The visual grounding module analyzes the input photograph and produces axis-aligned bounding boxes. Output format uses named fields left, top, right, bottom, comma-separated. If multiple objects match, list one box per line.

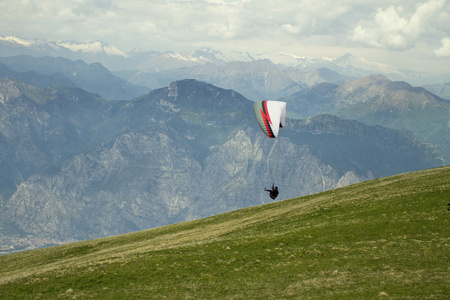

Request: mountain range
left=2, top=35, right=450, bottom=101
left=0, top=77, right=443, bottom=252
left=117, top=59, right=358, bottom=101
left=1, top=34, right=449, bottom=253
left=2, top=35, right=448, bottom=86
left=282, top=74, right=450, bottom=162
left=0, top=56, right=149, bottom=100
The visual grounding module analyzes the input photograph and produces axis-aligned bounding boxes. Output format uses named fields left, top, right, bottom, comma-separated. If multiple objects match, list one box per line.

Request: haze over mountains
left=0, top=35, right=449, bottom=253
left=0, top=56, right=149, bottom=100
left=2, top=35, right=449, bottom=87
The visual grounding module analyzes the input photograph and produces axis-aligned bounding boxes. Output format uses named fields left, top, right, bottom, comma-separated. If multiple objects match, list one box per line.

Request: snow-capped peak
left=0, top=35, right=33, bottom=47
left=0, top=35, right=129, bottom=58
left=57, top=41, right=129, bottom=58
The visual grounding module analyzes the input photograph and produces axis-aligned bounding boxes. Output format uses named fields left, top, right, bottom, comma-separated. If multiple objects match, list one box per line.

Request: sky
left=1, top=0, right=450, bottom=74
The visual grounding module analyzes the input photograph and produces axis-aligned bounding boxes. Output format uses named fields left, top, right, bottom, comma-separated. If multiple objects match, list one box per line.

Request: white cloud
left=1, top=0, right=450, bottom=74
left=281, top=0, right=352, bottom=36
left=351, top=0, right=446, bottom=50
left=434, top=37, right=450, bottom=57
left=282, top=24, right=302, bottom=35
left=1, top=0, right=354, bottom=47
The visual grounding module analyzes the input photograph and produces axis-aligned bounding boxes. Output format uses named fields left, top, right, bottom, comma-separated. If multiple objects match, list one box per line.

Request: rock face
left=0, top=78, right=443, bottom=248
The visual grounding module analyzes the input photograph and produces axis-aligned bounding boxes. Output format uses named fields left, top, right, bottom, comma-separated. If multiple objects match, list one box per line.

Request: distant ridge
left=284, top=74, right=450, bottom=162
left=1, top=34, right=440, bottom=85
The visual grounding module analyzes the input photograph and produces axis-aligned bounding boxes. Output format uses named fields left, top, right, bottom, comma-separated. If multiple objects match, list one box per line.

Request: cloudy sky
left=1, top=0, right=449, bottom=73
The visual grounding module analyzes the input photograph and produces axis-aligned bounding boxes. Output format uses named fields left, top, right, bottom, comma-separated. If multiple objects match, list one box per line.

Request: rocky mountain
left=284, top=74, right=410, bottom=118
left=0, top=78, right=443, bottom=252
left=283, top=74, right=450, bottom=162
left=0, top=77, right=116, bottom=199
left=0, top=56, right=149, bottom=100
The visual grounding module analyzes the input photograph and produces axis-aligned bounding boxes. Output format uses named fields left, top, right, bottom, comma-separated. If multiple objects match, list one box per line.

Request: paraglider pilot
left=265, top=184, right=279, bottom=200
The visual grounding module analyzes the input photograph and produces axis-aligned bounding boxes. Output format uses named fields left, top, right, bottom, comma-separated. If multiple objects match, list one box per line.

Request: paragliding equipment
left=267, top=138, right=278, bottom=183
left=265, top=184, right=279, bottom=200
left=253, top=101, right=286, bottom=197
left=252, top=101, right=286, bottom=139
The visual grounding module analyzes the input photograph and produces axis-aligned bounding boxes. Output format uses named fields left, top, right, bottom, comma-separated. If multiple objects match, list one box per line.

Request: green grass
left=1, top=166, right=449, bottom=299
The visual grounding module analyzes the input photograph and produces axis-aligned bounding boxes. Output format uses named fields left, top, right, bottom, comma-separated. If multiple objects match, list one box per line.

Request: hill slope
left=1, top=166, right=449, bottom=299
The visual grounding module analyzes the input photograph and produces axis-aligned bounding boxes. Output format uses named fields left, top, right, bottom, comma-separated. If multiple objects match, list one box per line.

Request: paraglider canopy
left=252, top=101, right=286, bottom=138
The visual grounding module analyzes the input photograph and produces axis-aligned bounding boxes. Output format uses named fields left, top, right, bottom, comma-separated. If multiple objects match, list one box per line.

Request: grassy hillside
left=1, top=166, right=449, bottom=299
